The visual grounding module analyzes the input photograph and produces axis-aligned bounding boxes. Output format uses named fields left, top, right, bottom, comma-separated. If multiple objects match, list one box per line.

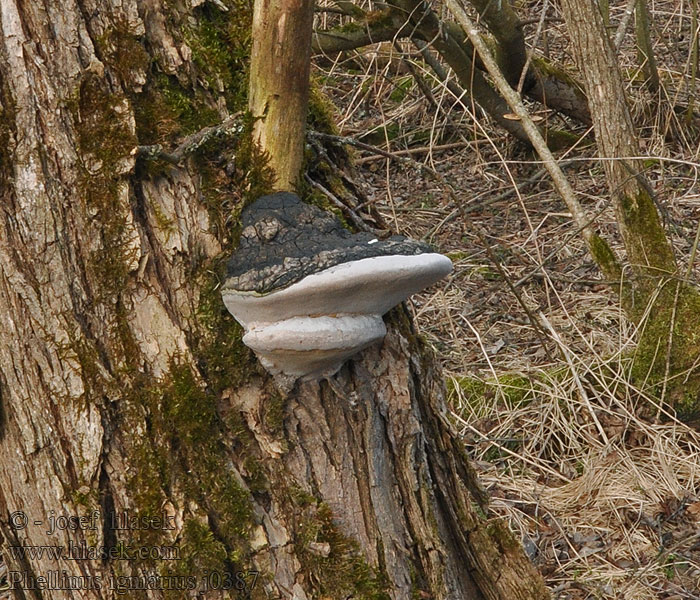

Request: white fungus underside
left=244, top=315, right=386, bottom=378
left=222, top=253, right=453, bottom=379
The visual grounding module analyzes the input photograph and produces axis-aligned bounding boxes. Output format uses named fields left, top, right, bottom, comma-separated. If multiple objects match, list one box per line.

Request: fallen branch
left=312, top=10, right=403, bottom=53
left=355, top=141, right=473, bottom=164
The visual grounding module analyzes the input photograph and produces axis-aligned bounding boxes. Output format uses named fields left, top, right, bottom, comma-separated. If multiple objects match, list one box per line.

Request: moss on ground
left=447, top=373, right=535, bottom=411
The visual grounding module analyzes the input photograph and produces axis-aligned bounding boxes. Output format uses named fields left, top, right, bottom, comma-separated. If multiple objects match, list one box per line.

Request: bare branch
left=132, top=112, right=244, bottom=165
left=445, top=0, right=623, bottom=281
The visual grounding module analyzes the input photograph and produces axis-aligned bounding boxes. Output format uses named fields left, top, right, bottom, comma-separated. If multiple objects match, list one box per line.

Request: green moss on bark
left=531, top=55, right=585, bottom=91
left=0, top=81, right=16, bottom=189
left=194, top=258, right=259, bottom=393
left=61, top=5, right=276, bottom=594
left=185, top=2, right=251, bottom=110
left=620, top=189, right=676, bottom=278
left=96, top=24, right=151, bottom=91
left=126, top=0, right=251, bottom=147
left=71, top=72, right=145, bottom=365
left=115, top=363, right=259, bottom=592
left=632, top=283, right=700, bottom=419
left=295, top=502, right=391, bottom=599
left=588, top=232, right=622, bottom=281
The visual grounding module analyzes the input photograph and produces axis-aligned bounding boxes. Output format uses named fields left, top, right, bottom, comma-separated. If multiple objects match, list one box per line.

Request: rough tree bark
left=0, top=0, right=548, bottom=598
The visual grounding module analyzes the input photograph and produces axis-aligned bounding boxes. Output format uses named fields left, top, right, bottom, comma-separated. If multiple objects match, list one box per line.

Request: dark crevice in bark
left=347, top=369, right=383, bottom=548
left=206, top=511, right=244, bottom=583
left=73, top=0, right=107, bottom=67
left=130, top=178, right=183, bottom=330
left=0, top=374, right=6, bottom=441
left=47, top=399, right=80, bottom=488
left=98, top=463, right=117, bottom=562
left=1, top=520, right=40, bottom=600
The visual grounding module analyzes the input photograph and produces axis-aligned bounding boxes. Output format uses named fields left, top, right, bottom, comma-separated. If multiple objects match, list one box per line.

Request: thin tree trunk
left=635, top=0, right=660, bottom=92
left=249, top=0, right=314, bottom=190
left=558, top=0, right=675, bottom=279
left=0, top=0, right=549, bottom=598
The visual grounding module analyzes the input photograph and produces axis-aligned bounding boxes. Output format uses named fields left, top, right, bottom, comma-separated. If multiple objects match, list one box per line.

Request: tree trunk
left=558, top=0, right=675, bottom=279
left=249, top=0, right=314, bottom=190
left=635, top=0, right=660, bottom=92
left=0, top=0, right=548, bottom=598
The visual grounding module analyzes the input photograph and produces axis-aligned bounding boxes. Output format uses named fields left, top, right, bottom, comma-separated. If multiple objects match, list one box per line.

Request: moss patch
left=96, top=24, right=151, bottom=91
left=447, top=373, right=535, bottom=413
left=294, top=501, right=391, bottom=599
left=117, top=362, right=260, bottom=591
left=194, top=257, right=259, bottom=394
left=185, top=2, right=251, bottom=110
left=127, top=1, right=252, bottom=147
left=133, top=73, right=221, bottom=146
left=632, top=282, right=700, bottom=420
left=74, top=74, right=137, bottom=282
left=620, top=189, right=677, bottom=278
left=589, top=232, right=622, bottom=281
left=0, top=79, right=16, bottom=190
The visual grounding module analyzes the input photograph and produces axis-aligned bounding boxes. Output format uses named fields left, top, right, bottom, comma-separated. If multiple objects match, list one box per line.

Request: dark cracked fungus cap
left=223, top=191, right=435, bottom=295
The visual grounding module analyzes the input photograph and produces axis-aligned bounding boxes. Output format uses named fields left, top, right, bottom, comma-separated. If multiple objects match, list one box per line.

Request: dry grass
left=313, top=0, right=700, bottom=597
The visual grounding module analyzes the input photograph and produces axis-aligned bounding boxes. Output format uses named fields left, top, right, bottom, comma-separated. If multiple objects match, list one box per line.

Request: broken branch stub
left=222, top=192, right=452, bottom=383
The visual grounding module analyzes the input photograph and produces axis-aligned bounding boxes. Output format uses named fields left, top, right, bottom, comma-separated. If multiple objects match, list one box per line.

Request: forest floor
left=314, top=0, right=700, bottom=598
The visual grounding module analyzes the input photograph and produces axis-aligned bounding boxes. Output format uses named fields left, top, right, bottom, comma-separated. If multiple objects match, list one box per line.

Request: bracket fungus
left=222, top=192, right=452, bottom=383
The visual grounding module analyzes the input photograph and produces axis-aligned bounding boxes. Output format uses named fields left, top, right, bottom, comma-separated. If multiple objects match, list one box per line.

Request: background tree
left=0, top=0, right=548, bottom=598
left=553, top=0, right=700, bottom=413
